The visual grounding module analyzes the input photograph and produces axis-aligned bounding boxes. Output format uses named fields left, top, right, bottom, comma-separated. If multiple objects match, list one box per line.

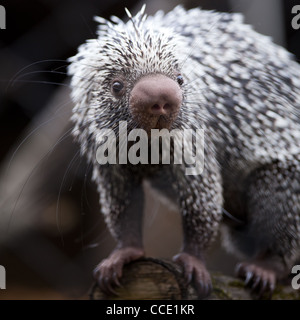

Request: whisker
left=8, top=79, right=72, bottom=88
left=56, top=149, right=81, bottom=246
left=7, top=59, right=69, bottom=91
left=4, top=116, right=99, bottom=231
left=12, top=69, right=103, bottom=88
left=77, top=162, right=93, bottom=249
left=5, top=98, right=76, bottom=175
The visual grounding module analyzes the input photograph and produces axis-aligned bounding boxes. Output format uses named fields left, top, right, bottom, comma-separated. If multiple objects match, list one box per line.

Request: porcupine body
left=68, top=6, right=300, bottom=298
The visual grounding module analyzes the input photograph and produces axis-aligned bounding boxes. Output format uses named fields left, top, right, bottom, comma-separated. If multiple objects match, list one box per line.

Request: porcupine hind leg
left=93, top=168, right=145, bottom=295
left=234, top=159, right=300, bottom=298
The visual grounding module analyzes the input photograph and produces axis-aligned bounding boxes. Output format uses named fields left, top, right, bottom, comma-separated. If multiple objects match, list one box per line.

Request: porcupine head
left=68, top=5, right=205, bottom=166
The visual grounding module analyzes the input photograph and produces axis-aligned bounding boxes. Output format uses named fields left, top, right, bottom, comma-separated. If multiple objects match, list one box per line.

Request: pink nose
left=129, top=74, right=182, bottom=116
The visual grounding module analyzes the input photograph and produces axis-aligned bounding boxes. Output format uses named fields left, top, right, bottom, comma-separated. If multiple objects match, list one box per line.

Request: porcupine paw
left=93, top=247, right=145, bottom=295
left=235, top=262, right=276, bottom=299
left=173, top=252, right=212, bottom=299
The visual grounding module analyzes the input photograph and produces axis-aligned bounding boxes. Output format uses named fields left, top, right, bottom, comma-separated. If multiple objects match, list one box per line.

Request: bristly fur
left=68, top=6, right=300, bottom=270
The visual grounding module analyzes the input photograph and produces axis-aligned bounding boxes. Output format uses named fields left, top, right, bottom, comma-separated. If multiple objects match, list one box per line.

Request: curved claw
left=235, top=261, right=277, bottom=299
left=183, top=270, right=193, bottom=285
left=173, top=252, right=212, bottom=299
left=269, top=282, right=275, bottom=295
left=251, top=276, right=261, bottom=292
left=234, top=263, right=243, bottom=275
left=104, top=277, right=119, bottom=296
left=245, top=271, right=254, bottom=285
left=258, top=279, right=268, bottom=299
left=93, top=246, right=144, bottom=296
left=198, top=282, right=212, bottom=299
left=98, top=275, right=111, bottom=296
left=113, top=271, right=123, bottom=288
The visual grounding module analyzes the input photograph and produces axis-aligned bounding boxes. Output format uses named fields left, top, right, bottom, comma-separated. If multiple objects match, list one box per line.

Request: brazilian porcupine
left=68, top=5, right=300, bottom=298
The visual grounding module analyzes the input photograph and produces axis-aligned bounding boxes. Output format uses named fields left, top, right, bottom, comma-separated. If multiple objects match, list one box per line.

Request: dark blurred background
left=0, top=0, right=299, bottom=299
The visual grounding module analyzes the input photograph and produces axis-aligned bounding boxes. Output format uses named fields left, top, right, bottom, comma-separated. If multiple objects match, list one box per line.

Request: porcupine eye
left=111, top=80, right=125, bottom=97
left=176, top=75, right=184, bottom=86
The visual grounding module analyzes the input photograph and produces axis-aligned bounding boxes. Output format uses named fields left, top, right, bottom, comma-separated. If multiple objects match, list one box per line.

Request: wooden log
left=89, top=258, right=300, bottom=300
left=90, top=258, right=198, bottom=300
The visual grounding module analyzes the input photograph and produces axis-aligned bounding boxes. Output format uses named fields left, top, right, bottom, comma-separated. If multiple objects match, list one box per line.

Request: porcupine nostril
left=151, top=103, right=172, bottom=115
